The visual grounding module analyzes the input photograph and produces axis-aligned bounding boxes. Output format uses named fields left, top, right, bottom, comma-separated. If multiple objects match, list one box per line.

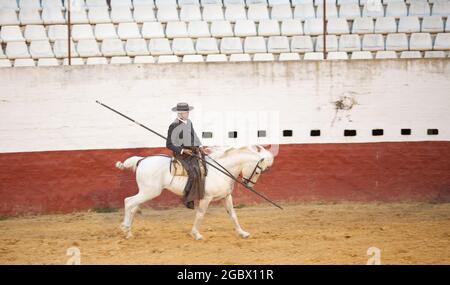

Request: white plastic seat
left=0, top=0, right=18, bottom=10
left=188, top=21, right=210, bottom=38
left=362, top=1, right=384, bottom=18
left=375, top=51, right=397, bottom=59
left=166, top=21, right=188, bottom=38
left=19, top=8, right=43, bottom=25
left=86, top=57, right=108, bottom=65
left=398, top=16, right=420, bottom=33
left=220, top=37, right=243, bottom=54
left=409, top=32, right=432, bottom=50
left=1, top=26, right=25, bottom=42
left=434, top=33, right=450, bottom=50
left=133, top=0, right=156, bottom=7
left=172, top=38, right=196, bottom=55
left=0, top=9, right=20, bottom=25
left=424, top=51, right=446, bottom=58
left=42, top=7, right=65, bottom=24
left=53, top=39, right=78, bottom=58
left=374, top=17, right=397, bottom=33
left=64, top=0, right=87, bottom=10
left=234, top=20, right=257, bottom=36
left=86, top=0, right=108, bottom=7
left=157, top=5, right=179, bottom=22
left=19, top=0, right=41, bottom=9
left=304, top=18, right=324, bottom=35
left=117, top=22, right=141, bottom=39
left=196, top=38, right=219, bottom=54
left=223, top=0, right=245, bottom=7
left=244, top=36, right=267, bottom=53
left=362, top=34, right=385, bottom=51
left=14, top=59, right=36, bottom=67
left=76, top=39, right=102, bottom=57
left=315, top=35, right=338, bottom=52
left=293, top=4, right=315, bottom=20
left=339, top=4, right=360, bottom=20
left=278, top=52, right=300, bottom=61
left=179, top=0, right=201, bottom=6
left=385, top=33, right=408, bottom=51
left=6, top=41, right=30, bottom=58
left=303, top=52, right=324, bottom=60
left=270, top=4, right=293, bottom=20
left=37, top=58, right=59, bottom=66
left=157, top=55, right=179, bottom=63
left=125, top=39, right=149, bottom=55
left=267, top=36, right=290, bottom=53
left=253, top=53, right=274, bottom=61
left=291, top=35, right=314, bottom=52
left=88, top=7, right=111, bottom=24
left=202, top=4, right=224, bottom=21
left=421, top=16, right=444, bottom=33
left=179, top=5, right=202, bottom=21
left=350, top=51, right=373, bottom=59
left=352, top=17, right=374, bottom=34
left=247, top=4, right=269, bottom=21
left=408, top=2, right=430, bottom=16
left=0, top=59, right=12, bottom=67
left=24, top=25, right=48, bottom=42
left=182, top=55, right=204, bottom=63
left=281, top=19, right=303, bottom=36
left=111, top=0, right=133, bottom=8
left=229, top=53, right=251, bottom=62
left=133, top=4, right=156, bottom=23
left=30, top=40, right=54, bottom=58
left=142, top=22, right=165, bottom=38
left=339, top=34, right=361, bottom=51
left=155, top=0, right=178, bottom=7
left=66, top=10, right=89, bottom=24
left=110, top=56, right=132, bottom=64
left=48, top=25, right=67, bottom=41
left=71, top=24, right=95, bottom=41
left=149, top=38, right=173, bottom=55
left=258, top=20, right=280, bottom=36
left=246, top=0, right=268, bottom=5
left=205, top=54, right=228, bottom=62
left=327, top=52, right=348, bottom=60
left=385, top=2, right=407, bottom=18
left=210, top=21, right=234, bottom=37
left=95, top=24, right=118, bottom=40
left=337, top=0, right=359, bottom=5
left=63, top=58, right=84, bottom=66
left=0, top=46, right=6, bottom=58
left=327, top=18, right=350, bottom=34
left=225, top=4, right=247, bottom=21
left=432, top=2, right=450, bottom=16
left=134, top=55, right=155, bottom=63
left=400, top=51, right=422, bottom=58
left=101, top=39, right=126, bottom=56
left=111, top=7, right=134, bottom=23
left=316, top=4, right=338, bottom=18
left=446, top=19, right=450, bottom=32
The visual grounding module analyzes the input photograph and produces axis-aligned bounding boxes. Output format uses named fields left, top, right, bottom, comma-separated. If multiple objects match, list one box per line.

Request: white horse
left=115, top=145, right=274, bottom=240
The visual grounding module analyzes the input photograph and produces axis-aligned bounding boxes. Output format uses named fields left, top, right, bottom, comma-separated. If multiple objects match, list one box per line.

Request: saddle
left=170, top=157, right=207, bottom=177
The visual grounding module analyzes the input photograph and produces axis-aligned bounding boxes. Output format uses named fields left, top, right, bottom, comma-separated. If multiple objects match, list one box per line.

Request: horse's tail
left=115, top=156, right=143, bottom=172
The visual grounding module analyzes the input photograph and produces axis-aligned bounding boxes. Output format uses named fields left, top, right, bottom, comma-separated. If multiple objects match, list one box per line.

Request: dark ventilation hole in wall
left=310, top=130, right=321, bottom=136
left=202, top=132, right=213, bottom=139
left=401, top=129, right=411, bottom=135
left=372, top=129, right=384, bottom=136
left=228, top=131, right=238, bottom=138
left=283, top=130, right=293, bottom=137
left=427, top=129, right=439, bottom=135
left=257, top=130, right=266, bottom=137
left=344, top=130, right=357, bottom=136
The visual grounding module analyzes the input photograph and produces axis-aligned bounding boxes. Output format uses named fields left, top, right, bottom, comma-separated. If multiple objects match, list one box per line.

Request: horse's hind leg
left=190, top=196, right=213, bottom=240
left=224, top=194, right=250, bottom=238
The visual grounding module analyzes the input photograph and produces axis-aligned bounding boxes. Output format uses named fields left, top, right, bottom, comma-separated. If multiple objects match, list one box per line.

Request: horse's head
left=240, top=145, right=274, bottom=189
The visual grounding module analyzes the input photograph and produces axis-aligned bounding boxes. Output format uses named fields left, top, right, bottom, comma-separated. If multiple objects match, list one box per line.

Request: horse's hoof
left=125, top=232, right=133, bottom=239
left=191, top=232, right=203, bottom=241
left=239, top=231, right=250, bottom=239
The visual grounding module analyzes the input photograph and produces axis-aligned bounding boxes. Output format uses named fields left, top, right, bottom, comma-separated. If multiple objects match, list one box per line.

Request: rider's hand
left=199, top=146, right=209, bottom=154
left=183, top=149, right=193, bottom=156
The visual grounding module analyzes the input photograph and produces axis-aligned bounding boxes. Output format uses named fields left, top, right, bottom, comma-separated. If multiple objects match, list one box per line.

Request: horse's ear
left=256, top=145, right=265, bottom=152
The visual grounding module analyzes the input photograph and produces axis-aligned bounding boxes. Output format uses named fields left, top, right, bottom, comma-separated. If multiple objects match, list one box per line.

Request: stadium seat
left=374, top=17, right=397, bottom=33
left=134, top=55, right=155, bottom=63
left=76, top=39, right=102, bottom=57
left=149, top=38, right=173, bottom=55
left=303, top=52, right=324, bottom=60
left=63, top=58, right=85, bottom=65
left=397, top=16, right=420, bottom=33
left=223, top=0, right=246, bottom=7
left=0, top=46, right=6, bottom=58
left=201, top=0, right=222, bottom=5
left=182, top=55, right=204, bottom=63
left=117, top=23, right=141, bottom=39
left=375, top=50, right=398, bottom=59
left=155, top=0, right=178, bottom=7
left=247, top=0, right=268, bottom=5
left=339, top=4, right=361, bottom=19
left=234, top=20, right=257, bottom=37
left=270, top=4, right=293, bottom=20
left=142, top=22, right=165, bottom=39
left=86, top=0, right=108, bottom=8
left=385, top=33, right=408, bottom=51
left=423, top=51, right=446, bottom=58
left=172, top=38, right=196, bottom=55
left=281, top=19, right=303, bottom=36
left=188, top=21, right=211, bottom=38
left=42, top=7, right=65, bottom=24
left=431, top=2, right=450, bottom=16
left=293, top=4, right=315, bottom=20
left=278, top=52, right=301, bottom=61
left=253, top=53, right=275, bottom=61
left=269, top=0, right=292, bottom=5
left=53, top=39, right=78, bottom=58
left=179, top=0, right=201, bottom=6
left=327, top=18, right=350, bottom=34
left=133, top=0, right=155, bottom=7
left=88, top=7, right=111, bottom=24
left=14, top=58, right=36, bottom=67
left=267, top=36, right=290, bottom=53
left=304, top=18, right=324, bottom=35
left=19, top=8, right=43, bottom=25
left=316, top=35, right=338, bottom=52
left=95, top=24, right=118, bottom=40
left=385, top=2, right=407, bottom=18
left=362, top=1, right=384, bottom=18
left=409, top=33, right=432, bottom=50
left=111, top=0, right=133, bottom=8
left=400, top=51, right=422, bottom=58
left=225, top=5, right=247, bottom=21
left=446, top=19, right=450, bottom=32
left=247, top=4, right=270, bottom=21
left=101, top=39, right=126, bottom=56
left=111, top=7, right=134, bottom=23
left=421, top=16, right=444, bottom=33
left=316, top=4, right=338, bottom=18
left=71, top=25, right=95, bottom=41
left=0, top=0, right=19, bottom=10
left=220, top=37, right=243, bottom=54
left=110, top=56, right=132, bottom=64
left=352, top=17, right=375, bottom=34
left=196, top=38, right=219, bottom=54
left=125, top=38, right=149, bottom=56
left=350, top=51, right=373, bottom=59
left=86, top=57, right=108, bottom=65
left=24, top=25, right=48, bottom=42
left=327, top=52, right=348, bottom=60
left=157, top=5, right=179, bottom=22
left=0, top=9, right=20, bottom=25
left=6, top=41, right=30, bottom=59
left=157, top=55, right=180, bottom=64
left=362, top=34, right=385, bottom=51
left=258, top=20, right=281, bottom=36
left=290, top=35, right=314, bottom=52
left=30, top=40, right=54, bottom=58
left=229, top=53, right=251, bottom=62
left=433, top=33, right=450, bottom=50
left=408, top=2, right=431, bottom=17
left=133, top=4, right=156, bottom=23
left=205, top=54, right=227, bottom=62
left=0, top=59, right=12, bottom=68
left=1, top=26, right=25, bottom=42
left=166, top=21, right=188, bottom=38
left=48, top=25, right=67, bottom=42
left=19, top=0, right=41, bottom=9
left=66, top=10, right=89, bottom=24
left=292, top=0, right=313, bottom=6
left=244, top=36, right=267, bottom=53
left=210, top=21, right=234, bottom=37
left=37, top=58, right=59, bottom=66
left=202, top=5, right=224, bottom=21
left=339, top=34, right=361, bottom=51
left=179, top=5, right=202, bottom=21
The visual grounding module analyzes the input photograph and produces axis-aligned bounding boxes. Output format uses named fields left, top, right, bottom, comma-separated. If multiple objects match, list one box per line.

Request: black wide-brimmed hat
left=171, top=102, right=194, bottom=112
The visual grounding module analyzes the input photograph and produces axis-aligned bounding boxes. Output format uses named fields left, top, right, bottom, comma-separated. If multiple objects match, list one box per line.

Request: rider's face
left=178, top=112, right=189, bottom=120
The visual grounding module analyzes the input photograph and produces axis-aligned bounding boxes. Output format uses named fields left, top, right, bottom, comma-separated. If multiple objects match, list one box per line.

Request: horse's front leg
left=224, top=194, right=250, bottom=238
left=190, top=196, right=212, bottom=240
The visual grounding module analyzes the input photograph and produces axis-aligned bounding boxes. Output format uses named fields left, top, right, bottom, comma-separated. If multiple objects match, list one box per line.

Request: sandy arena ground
left=0, top=202, right=449, bottom=264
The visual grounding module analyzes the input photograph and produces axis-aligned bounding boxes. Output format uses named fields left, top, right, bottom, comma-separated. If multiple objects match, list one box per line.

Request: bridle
left=241, top=158, right=269, bottom=187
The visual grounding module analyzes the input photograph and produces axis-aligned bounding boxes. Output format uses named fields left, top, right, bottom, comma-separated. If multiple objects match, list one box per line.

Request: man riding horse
left=166, top=103, right=208, bottom=209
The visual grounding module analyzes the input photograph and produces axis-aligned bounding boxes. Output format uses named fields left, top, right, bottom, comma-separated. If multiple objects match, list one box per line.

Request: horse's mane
left=207, top=146, right=249, bottom=160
